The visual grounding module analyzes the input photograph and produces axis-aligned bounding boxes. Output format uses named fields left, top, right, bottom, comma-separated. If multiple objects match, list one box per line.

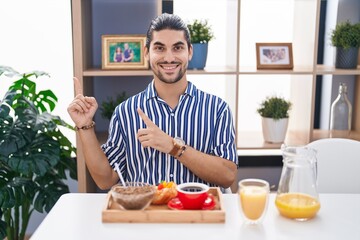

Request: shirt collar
left=144, top=80, right=197, bottom=100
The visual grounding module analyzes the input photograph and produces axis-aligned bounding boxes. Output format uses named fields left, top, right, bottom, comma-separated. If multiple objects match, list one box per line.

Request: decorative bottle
left=329, top=83, right=352, bottom=137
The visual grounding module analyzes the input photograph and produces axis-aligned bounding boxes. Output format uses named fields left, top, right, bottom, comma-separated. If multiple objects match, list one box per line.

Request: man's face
left=145, top=29, right=193, bottom=84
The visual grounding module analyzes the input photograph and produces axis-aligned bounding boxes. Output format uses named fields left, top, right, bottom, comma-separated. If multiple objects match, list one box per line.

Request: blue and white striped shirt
left=101, top=81, right=238, bottom=187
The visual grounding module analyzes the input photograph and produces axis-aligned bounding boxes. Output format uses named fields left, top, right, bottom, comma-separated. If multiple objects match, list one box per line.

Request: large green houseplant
left=331, top=20, right=360, bottom=69
left=187, top=19, right=214, bottom=69
left=0, top=66, right=77, bottom=240
left=257, top=96, right=292, bottom=143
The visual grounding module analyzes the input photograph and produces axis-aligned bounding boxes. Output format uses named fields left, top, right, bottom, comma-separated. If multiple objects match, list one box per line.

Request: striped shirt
left=101, top=81, right=238, bottom=187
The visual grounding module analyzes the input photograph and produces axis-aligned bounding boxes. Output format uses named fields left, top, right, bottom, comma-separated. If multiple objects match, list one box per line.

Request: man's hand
left=137, top=108, right=173, bottom=154
left=67, top=77, right=98, bottom=127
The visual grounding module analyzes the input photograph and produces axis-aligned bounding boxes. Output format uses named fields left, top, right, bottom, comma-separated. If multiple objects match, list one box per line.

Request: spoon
left=114, top=162, right=127, bottom=187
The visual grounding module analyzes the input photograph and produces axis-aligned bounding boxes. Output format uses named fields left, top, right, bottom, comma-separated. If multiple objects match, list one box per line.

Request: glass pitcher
left=275, top=144, right=321, bottom=221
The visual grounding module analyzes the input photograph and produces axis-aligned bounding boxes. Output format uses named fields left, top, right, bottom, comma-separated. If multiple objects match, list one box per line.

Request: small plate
left=167, top=194, right=216, bottom=210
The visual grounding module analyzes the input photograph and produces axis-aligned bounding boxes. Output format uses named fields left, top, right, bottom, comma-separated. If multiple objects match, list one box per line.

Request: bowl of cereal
left=110, top=182, right=156, bottom=210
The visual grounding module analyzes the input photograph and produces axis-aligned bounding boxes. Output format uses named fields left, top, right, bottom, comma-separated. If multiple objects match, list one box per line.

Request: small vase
left=188, top=43, right=208, bottom=70
left=335, top=47, right=359, bottom=69
left=261, top=117, right=289, bottom=143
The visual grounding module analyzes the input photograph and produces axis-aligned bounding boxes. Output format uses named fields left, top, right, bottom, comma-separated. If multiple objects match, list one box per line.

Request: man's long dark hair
left=145, top=13, right=191, bottom=50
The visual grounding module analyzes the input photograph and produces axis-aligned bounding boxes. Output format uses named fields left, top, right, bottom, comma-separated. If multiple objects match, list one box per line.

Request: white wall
left=0, top=0, right=75, bottom=144
left=0, top=0, right=77, bottom=235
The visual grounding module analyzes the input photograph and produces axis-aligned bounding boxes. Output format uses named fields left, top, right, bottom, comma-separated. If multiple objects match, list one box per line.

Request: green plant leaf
left=2, top=89, right=17, bottom=106
left=9, top=78, right=36, bottom=103
left=0, top=111, right=35, bottom=156
left=51, top=129, right=77, bottom=179
left=187, top=19, right=214, bottom=43
left=0, top=65, right=20, bottom=78
left=34, top=112, right=59, bottom=132
left=13, top=185, right=26, bottom=207
left=0, top=167, right=37, bottom=240
left=100, top=92, right=127, bottom=120
left=5, top=132, right=60, bottom=176
left=0, top=217, right=6, bottom=240
left=33, top=90, right=58, bottom=112
left=0, top=187, right=15, bottom=209
left=0, top=104, right=11, bottom=118
left=331, top=21, right=360, bottom=49
left=34, top=174, right=69, bottom=213
left=257, top=96, right=292, bottom=120
left=25, top=71, right=50, bottom=79
left=0, top=164, right=16, bottom=208
left=8, top=73, right=57, bottom=113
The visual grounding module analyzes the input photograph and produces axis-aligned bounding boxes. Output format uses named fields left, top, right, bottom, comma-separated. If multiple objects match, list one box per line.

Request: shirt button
left=170, top=174, right=174, bottom=177
left=170, top=113, right=175, bottom=117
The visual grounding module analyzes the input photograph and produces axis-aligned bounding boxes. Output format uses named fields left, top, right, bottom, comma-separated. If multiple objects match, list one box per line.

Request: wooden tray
left=102, top=187, right=225, bottom=223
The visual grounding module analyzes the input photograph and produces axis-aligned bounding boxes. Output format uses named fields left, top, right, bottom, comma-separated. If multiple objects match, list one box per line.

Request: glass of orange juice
left=238, top=178, right=270, bottom=224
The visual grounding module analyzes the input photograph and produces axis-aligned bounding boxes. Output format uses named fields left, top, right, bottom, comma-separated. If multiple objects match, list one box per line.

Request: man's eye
left=174, top=46, right=184, bottom=51
left=154, top=46, right=164, bottom=51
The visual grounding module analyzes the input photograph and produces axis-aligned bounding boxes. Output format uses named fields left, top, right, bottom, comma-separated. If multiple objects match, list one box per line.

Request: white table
left=31, top=193, right=360, bottom=240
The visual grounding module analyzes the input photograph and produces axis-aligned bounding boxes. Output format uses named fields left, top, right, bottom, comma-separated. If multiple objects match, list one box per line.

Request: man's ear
left=144, top=46, right=150, bottom=61
left=188, top=44, right=193, bottom=61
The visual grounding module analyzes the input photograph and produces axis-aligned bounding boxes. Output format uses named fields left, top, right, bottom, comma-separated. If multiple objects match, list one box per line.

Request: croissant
left=151, top=181, right=178, bottom=205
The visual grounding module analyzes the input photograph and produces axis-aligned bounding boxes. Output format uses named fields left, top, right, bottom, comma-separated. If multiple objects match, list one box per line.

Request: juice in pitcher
left=275, top=193, right=320, bottom=220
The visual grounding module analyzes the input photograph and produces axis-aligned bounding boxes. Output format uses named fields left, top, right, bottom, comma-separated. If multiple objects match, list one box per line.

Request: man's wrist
left=177, top=145, right=187, bottom=158
left=75, top=121, right=95, bottom=131
left=169, top=137, right=186, bottom=157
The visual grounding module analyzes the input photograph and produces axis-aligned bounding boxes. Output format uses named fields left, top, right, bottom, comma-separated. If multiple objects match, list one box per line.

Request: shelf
left=237, top=149, right=281, bottom=156
left=84, top=68, right=154, bottom=76
left=237, top=130, right=310, bottom=149
left=238, top=66, right=314, bottom=75
left=84, top=65, right=360, bottom=77
left=187, top=66, right=237, bottom=75
left=83, top=66, right=237, bottom=77
left=316, top=65, right=360, bottom=75
left=312, top=129, right=360, bottom=141
left=238, top=65, right=360, bottom=75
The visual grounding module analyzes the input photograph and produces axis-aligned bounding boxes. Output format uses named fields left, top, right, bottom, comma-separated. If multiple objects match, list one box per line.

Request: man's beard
left=150, top=61, right=187, bottom=84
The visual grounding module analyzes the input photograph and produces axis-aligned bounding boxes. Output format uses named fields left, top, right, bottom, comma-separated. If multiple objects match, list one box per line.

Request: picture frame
left=102, top=35, right=148, bottom=70
left=256, top=43, right=293, bottom=69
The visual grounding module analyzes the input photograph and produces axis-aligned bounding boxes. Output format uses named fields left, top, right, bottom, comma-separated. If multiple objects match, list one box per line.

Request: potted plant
left=257, top=96, right=292, bottom=143
left=0, top=66, right=77, bottom=240
left=330, top=20, right=360, bottom=69
left=187, top=19, right=214, bottom=70
left=100, top=91, right=127, bottom=120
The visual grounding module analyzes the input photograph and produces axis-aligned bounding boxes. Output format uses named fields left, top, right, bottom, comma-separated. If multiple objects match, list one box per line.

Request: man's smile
left=159, top=63, right=181, bottom=73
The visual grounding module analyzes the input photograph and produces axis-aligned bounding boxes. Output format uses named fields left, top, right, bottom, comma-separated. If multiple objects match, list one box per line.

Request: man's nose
left=163, top=50, right=176, bottom=63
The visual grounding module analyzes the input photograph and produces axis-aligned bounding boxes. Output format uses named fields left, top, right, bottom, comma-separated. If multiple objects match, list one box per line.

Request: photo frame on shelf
left=102, top=35, right=148, bottom=70
left=256, top=43, right=293, bottom=69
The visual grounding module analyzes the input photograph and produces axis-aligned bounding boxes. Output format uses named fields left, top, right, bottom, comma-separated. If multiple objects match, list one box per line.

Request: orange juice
left=240, top=186, right=268, bottom=220
left=275, top=193, right=320, bottom=220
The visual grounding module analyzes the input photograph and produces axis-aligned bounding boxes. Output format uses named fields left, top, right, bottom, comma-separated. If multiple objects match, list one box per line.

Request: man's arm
left=77, top=128, right=119, bottom=189
left=136, top=108, right=237, bottom=188
left=67, top=77, right=119, bottom=190
left=174, top=147, right=237, bottom=188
